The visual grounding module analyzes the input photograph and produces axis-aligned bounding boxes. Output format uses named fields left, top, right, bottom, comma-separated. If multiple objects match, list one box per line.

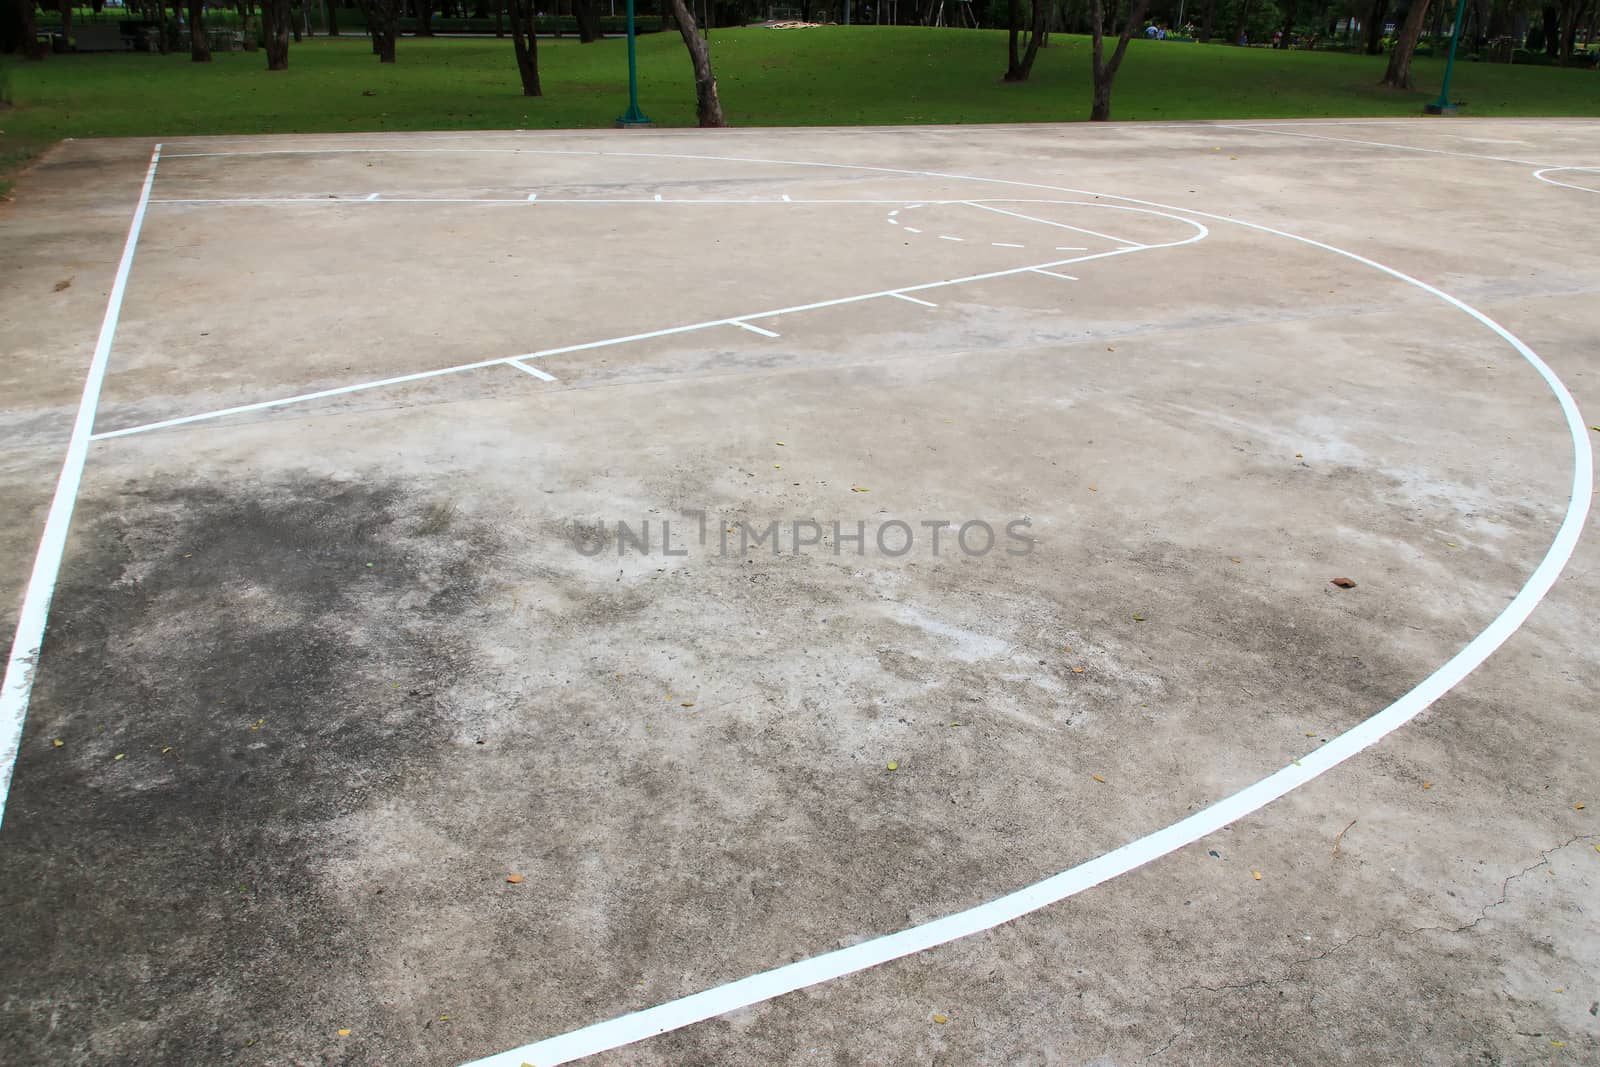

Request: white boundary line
left=962, top=200, right=1143, bottom=246
left=1532, top=166, right=1600, bottom=194
left=1213, top=124, right=1561, bottom=167
left=447, top=151, right=1593, bottom=1067
left=0, top=144, right=163, bottom=828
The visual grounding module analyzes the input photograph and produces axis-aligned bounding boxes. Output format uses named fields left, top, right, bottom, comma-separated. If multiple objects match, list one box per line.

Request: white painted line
left=458, top=152, right=1590, bottom=1067
left=527, top=193, right=539, bottom=201
left=507, top=359, right=557, bottom=382
left=1031, top=268, right=1079, bottom=281
left=1532, top=166, right=1600, bottom=195
left=782, top=194, right=792, bottom=202
left=653, top=193, right=662, bottom=201
left=0, top=143, right=163, bottom=829
left=888, top=293, right=938, bottom=308
left=963, top=201, right=1141, bottom=246
left=91, top=356, right=512, bottom=440
left=366, top=192, right=380, bottom=201
left=1214, top=124, right=1558, bottom=168
left=888, top=209, right=899, bottom=216
left=1055, top=246, right=1088, bottom=251
left=903, top=227, right=921, bottom=234
left=906, top=203, right=924, bottom=209
left=733, top=322, right=781, bottom=338
left=938, top=235, right=963, bottom=242
left=992, top=242, right=1025, bottom=248
left=887, top=218, right=898, bottom=225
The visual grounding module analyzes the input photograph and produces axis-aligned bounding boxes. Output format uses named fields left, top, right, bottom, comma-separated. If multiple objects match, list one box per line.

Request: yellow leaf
left=1092, top=774, right=1106, bottom=783
left=1132, top=614, right=1145, bottom=622
left=1304, top=732, right=1317, bottom=737
left=113, top=753, right=125, bottom=761
left=774, top=464, right=782, bottom=469
left=1422, top=781, right=1433, bottom=790
left=51, top=739, right=63, bottom=748
left=775, top=441, right=785, bottom=446
left=1230, top=556, right=1242, bottom=563
left=161, top=746, right=172, bottom=753
left=337, top=1029, right=351, bottom=1037
left=1252, top=870, right=1262, bottom=880
left=886, top=760, right=899, bottom=771
left=1576, top=802, right=1586, bottom=810
left=1071, top=666, right=1085, bottom=674
left=931, top=1013, right=949, bottom=1025
left=681, top=702, right=695, bottom=708
left=851, top=486, right=869, bottom=493
left=506, top=874, right=525, bottom=884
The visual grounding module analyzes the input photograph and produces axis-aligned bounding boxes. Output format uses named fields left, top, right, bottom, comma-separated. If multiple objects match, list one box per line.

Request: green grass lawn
left=2, top=29, right=1597, bottom=194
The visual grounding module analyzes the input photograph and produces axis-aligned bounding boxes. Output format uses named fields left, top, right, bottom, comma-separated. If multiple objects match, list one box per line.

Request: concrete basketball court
left=1, top=118, right=1596, bottom=1065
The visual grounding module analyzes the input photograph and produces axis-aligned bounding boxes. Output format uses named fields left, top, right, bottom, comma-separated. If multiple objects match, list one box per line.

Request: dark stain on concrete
left=0, top=475, right=495, bottom=1065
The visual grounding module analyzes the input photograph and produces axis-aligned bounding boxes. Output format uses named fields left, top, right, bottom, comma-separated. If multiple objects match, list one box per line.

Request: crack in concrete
left=1144, top=834, right=1600, bottom=1060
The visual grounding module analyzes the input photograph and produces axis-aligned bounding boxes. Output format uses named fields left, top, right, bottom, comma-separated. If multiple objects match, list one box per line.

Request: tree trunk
left=1004, top=0, right=1022, bottom=78
left=495, top=0, right=503, bottom=35
left=1232, top=0, right=1251, bottom=43
left=327, top=0, right=340, bottom=33
left=418, top=0, right=432, bottom=34
left=1380, top=0, right=1430, bottom=85
left=667, top=0, right=725, bottom=125
left=1363, top=0, right=1386, bottom=52
left=58, top=0, right=73, bottom=48
left=1090, top=0, right=1149, bottom=119
left=1540, top=5, right=1557, bottom=53
left=1556, top=0, right=1579, bottom=63
left=1279, top=0, right=1295, bottom=43
left=291, top=1, right=303, bottom=40
left=507, top=0, right=541, bottom=95
left=262, top=0, right=290, bottom=66
left=188, top=0, right=211, bottom=57
left=573, top=0, right=600, bottom=40
left=1012, top=0, right=1049, bottom=78
left=379, top=2, right=397, bottom=58
left=1198, top=0, right=1215, bottom=41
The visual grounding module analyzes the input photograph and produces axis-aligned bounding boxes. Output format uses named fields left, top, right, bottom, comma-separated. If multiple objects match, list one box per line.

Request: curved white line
left=453, top=149, right=1593, bottom=1067
left=1532, top=166, right=1600, bottom=194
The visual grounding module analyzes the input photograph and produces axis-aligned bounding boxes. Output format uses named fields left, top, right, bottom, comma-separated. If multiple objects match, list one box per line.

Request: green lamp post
left=1424, top=0, right=1467, bottom=115
left=615, top=0, right=653, bottom=127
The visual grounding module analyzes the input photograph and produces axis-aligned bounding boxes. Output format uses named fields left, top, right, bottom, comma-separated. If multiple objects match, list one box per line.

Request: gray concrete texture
left=0, top=119, right=1596, bottom=1066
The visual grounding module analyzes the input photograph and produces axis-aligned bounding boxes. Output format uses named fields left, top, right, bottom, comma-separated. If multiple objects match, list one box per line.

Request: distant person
left=1145, top=22, right=1159, bottom=38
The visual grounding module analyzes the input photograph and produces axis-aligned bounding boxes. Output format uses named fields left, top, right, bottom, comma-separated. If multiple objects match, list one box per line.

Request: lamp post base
left=1422, top=102, right=1460, bottom=116
left=614, top=117, right=656, bottom=128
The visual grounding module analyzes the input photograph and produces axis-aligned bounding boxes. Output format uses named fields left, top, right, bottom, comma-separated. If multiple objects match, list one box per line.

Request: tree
left=189, top=0, right=211, bottom=59
left=507, top=0, right=541, bottom=95
left=361, top=0, right=399, bottom=60
left=1362, top=0, right=1386, bottom=52
left=262, top=0, right=291, bottom=68
left=1, top=0, right=45, bottom=57
left=57, top=0, right=72, bottom=51
left=667, top=0, right=726, bottom=126
left=1089, top=0, right=1148, bottom=120
left=1380, top=0, right=1431, bottom=86
left=1198, top=0, right=1217, bottom=41
left=573, top=0, right=602, bottom=40
left=1003, top=0, right=1050, bottom=80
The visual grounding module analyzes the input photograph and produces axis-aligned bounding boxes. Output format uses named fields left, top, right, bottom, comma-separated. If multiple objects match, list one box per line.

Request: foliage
left=1, top=28, right=1597, bottom=192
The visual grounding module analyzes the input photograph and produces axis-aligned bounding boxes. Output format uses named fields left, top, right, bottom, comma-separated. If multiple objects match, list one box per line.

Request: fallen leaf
left=114, top=753, right=125, bottom=761
left=52, top=739, right=63, bottom=748
left=54, top=277, right=73, bottom=292
left=1423, top=781, right=1434, bottom=790
left=775, top=441, right=785, bottom=446
left=1305, top=732, right=1318, bottom=738
left=506, top=874, right=525, bottom=884
left=1106, top=346, right=1115, bottom=352
left=1132, top=614, right=1145, bottom=622
left=1087, top=486, right=1098, bottom=492
left=1329, top=577, right=1357, bottom=589
left=1071, top=666, right=1086, bottom=674
left=850, top=486, right=869, bottom=493
left=886, top=760, right=900, bottom=771
left=337, top=1028, right=352, bottom=1037
left=774, top=464, right=782, bottom=469
left=1294, top=452, right=1303, bottom=458
left=1092, top=774, right=1106, bottom=783
left=931, top=1013, right=949, bottom=1025
left=1251, top=870, right=1262, bottom=880
left=949, top=722, right=962, bottom=727
left=1576, top=802, right=1586, bottom=810
left=161, top=746, right=172, bottom=754
left=1229, top=556, right=1242, bottom=563
left=680, top=702, right=695, bottom=708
